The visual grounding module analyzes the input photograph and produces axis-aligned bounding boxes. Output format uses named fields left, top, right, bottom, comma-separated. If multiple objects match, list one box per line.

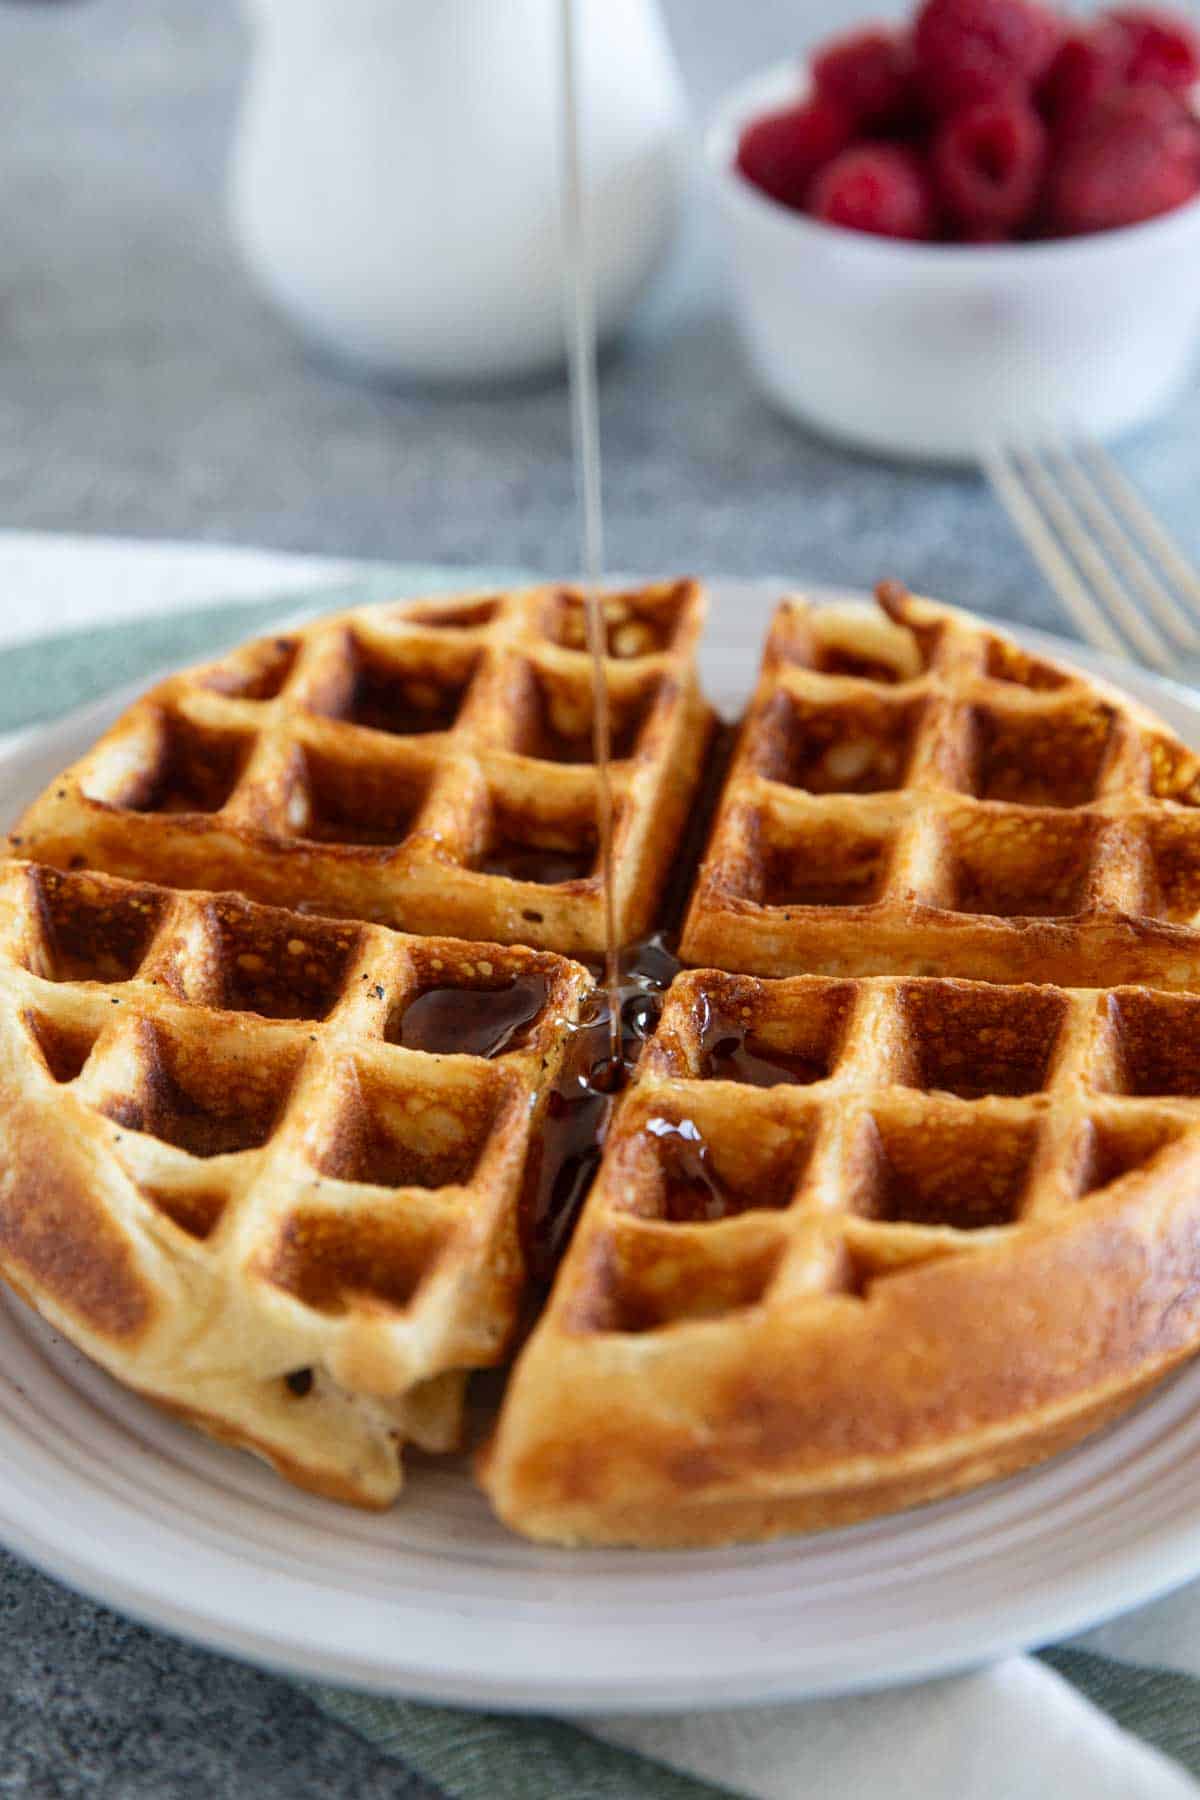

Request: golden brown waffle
left=13, top=578, right=1200, bottom=1539
left=0, top=860, right=590, bottom=1506
left=681, top=584, right=1200, bottom=987
left=483, top=964, right=1200, bottom=1546
left=12, top=580, right=712, bottom=957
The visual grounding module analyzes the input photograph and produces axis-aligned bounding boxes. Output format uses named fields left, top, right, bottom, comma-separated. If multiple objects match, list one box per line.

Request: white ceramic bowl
left=707, top=63, right=1200, bottom=462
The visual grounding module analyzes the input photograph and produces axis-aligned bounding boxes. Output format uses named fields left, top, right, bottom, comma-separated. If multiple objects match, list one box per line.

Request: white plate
left=5, top=579, right=1200, bottom=1715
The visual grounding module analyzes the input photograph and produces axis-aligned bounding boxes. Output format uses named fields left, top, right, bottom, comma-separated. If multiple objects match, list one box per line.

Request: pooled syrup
left=520, top=720, right=736, bottom=1290
left=396, top=972, right=550, bottom=1059
left=704, top=1025, right=828, bottom=1089
left=521, top=931, right=682, bottom=1287
left=644, top=1114, right=733, bottom=1222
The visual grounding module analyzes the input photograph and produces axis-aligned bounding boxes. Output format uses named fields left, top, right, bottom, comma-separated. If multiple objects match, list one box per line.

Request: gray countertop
left=2, top=1, right=1199, bottom=1793
left=1, top=0, right=1196, bottom=627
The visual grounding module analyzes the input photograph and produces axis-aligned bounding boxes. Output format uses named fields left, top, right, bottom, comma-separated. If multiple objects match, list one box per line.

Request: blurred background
left=0, top=0, right=1196, bottom=624
left=3, top=5, right=1200, bottom=1791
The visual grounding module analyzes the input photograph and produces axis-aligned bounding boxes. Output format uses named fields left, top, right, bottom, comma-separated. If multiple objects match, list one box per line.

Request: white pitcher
left=230, top=0, right=687, bottom=383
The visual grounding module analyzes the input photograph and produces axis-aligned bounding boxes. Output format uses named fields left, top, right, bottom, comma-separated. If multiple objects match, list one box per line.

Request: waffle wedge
left=484, top=965, right=1200, bottom=1546
left=681, top=584, right=1200, bottom=987
left=11, top=581, right=713, bottom=957
left=0, top=860, right=590, bottom=1505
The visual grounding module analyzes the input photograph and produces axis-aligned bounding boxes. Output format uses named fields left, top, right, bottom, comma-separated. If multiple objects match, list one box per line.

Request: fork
left=982, top=437, right=1200, bottom=676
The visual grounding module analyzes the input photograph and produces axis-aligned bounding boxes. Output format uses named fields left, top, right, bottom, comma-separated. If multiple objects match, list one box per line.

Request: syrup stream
left=559, top=0, right=620, bottom=1060
left=521, top=724, right=735, bottom=1291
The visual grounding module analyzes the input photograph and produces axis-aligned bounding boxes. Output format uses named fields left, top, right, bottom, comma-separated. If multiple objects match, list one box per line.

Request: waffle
left=12, top=577, right=1200, bottom=1539
left=11, top=580, right=712, bottom=957
left=681, top=584, right=1200, bottom=988
left=0, top=859, right=590, bottom=1505
left=483, top=964, right=1200, bottom=1546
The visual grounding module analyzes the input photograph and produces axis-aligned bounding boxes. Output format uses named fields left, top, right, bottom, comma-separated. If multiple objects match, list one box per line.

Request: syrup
left=521, top=932, right=680, bottom=1287
left=519, top=727, right=736, bottom=1288
left=396, top=972, right=549, bottom=1059
left=699, top=999, right=828, bottom=1088
left=559, top=0, right=620, bottom=1060
left=525, top=1060, right=611, bottom=1285
left=528, top=1, right=741, bottom=1290
left=585, top=593, right=621, bottom=1060
left=645, top=1114, right=732, bottom=1222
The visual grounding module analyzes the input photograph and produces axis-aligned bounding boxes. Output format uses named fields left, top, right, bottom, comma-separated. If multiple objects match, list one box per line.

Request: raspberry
left=735, top=96, right=856, bottom=209
left=914, top=0, right=1062, bottom=112
left=933, top=94, right=1048, bottom=232
left=1038, top=24, right=1128, bottom=132
left=812, top=28, right=918, bottom=130
left=809, top=143, right=940, bottom=238
left=1046, top=84, right=1200, bottom=232
left=1105, top=7, right=1200, bottom=91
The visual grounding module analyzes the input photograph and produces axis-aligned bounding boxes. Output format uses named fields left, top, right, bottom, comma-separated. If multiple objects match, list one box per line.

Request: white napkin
left=590, top=1639, right=1199, bottom=1797
left=0, top=528, right=351, bottom=649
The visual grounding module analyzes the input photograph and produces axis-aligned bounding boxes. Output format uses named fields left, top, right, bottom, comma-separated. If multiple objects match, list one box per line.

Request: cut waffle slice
left=681, top=583, right=1200, bottom=987
left=0, top=860, right=590, bottom=1505
left=11, top=580, right=714, bottom=956
left=483, top=965, right=1200, bottom=1546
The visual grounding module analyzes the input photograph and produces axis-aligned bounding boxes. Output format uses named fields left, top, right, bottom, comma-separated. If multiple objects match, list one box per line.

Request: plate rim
left=4, top=581, right=1200, bottom=1713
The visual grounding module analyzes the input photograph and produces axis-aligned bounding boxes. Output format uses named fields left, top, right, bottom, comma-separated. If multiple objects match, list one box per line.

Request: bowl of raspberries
left=707, top=1, right=1200, bottom=458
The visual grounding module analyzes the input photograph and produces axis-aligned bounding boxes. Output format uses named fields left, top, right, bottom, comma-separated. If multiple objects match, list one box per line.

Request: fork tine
left=1045, top=438, right=1200, bottom=649
left=981, top=443, right=1138, bottom=664
left=1076, top=439, right=1200, bottom=642
left=1013, top=444, right=1172, bottom=668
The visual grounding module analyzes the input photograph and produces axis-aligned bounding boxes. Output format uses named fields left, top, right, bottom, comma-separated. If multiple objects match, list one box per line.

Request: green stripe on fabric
left=1042, top=1647, right=1200, bottom=1780
left=0, top=564, right=522, bottom=735
left=1, top=596, right=303, bottom=734
left=307, top=1689, right=741, bottom=1800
